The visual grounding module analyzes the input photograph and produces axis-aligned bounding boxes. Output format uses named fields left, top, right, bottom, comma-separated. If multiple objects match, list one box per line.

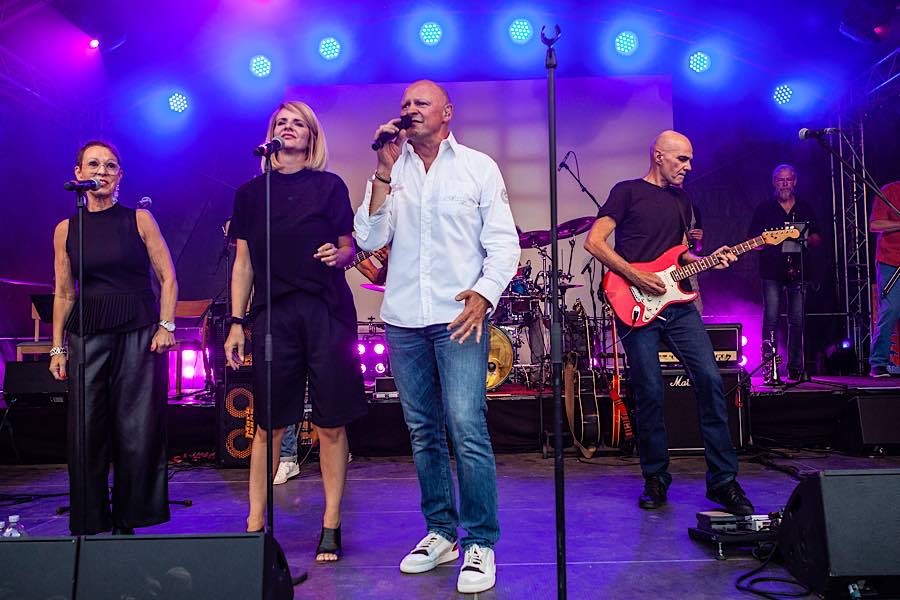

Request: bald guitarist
left=584, top=130, right=754, bottom=516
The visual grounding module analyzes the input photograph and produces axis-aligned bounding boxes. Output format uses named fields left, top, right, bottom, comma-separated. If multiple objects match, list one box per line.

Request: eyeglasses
left=84, top=159, right=121, bottom=174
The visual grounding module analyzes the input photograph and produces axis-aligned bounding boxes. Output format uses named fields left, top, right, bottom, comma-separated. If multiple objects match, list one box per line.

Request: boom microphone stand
left=541, top=23, right=567, bottom=599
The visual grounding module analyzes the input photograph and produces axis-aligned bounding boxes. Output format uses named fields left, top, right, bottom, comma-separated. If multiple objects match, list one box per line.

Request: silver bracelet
left=49, top=346, right=67, bottom=357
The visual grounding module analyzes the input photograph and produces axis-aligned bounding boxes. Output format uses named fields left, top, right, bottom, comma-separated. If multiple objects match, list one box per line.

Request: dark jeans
left=385, top=321, right=499, bottom=550
left=870, top=262, right=900, bottom=369
left=762, top=279, right=806, bottom=373
left=620, top=303, right=739, bottom=490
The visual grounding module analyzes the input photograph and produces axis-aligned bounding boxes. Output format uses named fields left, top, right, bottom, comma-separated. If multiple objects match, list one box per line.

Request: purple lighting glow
left=357, top=343, right=366, bottom=355
left=739, top=355, right=748, bottom=367
left=375, top=362, right=386, bottom=374
left=89, top=39, right=100, bottom=49
left=741, top=335, right=748, bottom=347
left=374, top=343, right=385, bottom=355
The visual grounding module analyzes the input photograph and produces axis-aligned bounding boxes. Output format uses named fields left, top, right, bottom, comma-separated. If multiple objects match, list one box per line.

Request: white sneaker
left=273, top=460, right=299, bottom=485
left=399, top=532, right=459, bottom=574
left=457, top=544, right=496, bottom=594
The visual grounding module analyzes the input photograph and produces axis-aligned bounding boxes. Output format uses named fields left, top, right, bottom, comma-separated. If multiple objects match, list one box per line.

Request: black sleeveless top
left=65, top=203, right=158, bottom=334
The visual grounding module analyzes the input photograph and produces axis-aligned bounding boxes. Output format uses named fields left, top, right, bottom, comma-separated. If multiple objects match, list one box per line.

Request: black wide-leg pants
left=67, top=324, right=169, bottom=535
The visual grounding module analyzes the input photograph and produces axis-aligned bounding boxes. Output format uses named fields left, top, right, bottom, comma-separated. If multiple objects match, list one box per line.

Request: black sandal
left=315, top=525, right=342, bottom=562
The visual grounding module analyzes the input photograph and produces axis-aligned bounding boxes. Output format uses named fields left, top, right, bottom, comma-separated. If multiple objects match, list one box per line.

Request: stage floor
left=2, top=452, right=899, bottom=598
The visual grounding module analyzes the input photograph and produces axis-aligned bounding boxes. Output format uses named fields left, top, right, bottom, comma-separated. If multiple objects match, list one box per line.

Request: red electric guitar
left=602, top=227, right=800, bottom=327
left=608, top=316, right=633, bottom=448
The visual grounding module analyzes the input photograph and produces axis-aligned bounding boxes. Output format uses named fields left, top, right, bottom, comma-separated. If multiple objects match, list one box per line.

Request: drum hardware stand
left=541, top=23, right=567, bottom=599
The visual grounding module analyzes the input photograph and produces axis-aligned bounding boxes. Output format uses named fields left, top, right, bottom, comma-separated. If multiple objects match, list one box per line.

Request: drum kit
left=357, top=214, right=610, bottom=393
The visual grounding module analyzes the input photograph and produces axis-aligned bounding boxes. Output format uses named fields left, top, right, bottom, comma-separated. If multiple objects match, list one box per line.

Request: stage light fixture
left=419, top=21, right=443, bottom=46
left=375, top=363, right=387, bottom=374
left=360, top=364, right=367, bottom=373
left=357, top=343, right=366, bottom=355
left=168, top=93, right=188, bottom=113
left=249, top=55, right=272, bottom=77
left=89, top=39, right=100, bottom=49
left=508, top=18, right=533, bottom=44
left=739, top=355, right=748, bottom=367
left=374, top=343, right=385, bottom=355
left=688, top=51, right=711, bottom=73
left=773, top=84, right=793, bottom=105
left=741, top=335, right=748, bottom=347
left=614, top=31, right=639, bottom=56
left=183, top=365, right=196, bottom=379
left=318, top=36, right=341, bottom=60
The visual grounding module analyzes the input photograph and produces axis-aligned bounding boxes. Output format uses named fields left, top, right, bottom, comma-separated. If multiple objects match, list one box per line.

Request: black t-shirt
left=597, top=178, right=693, bottom=263
left=747, top=197, right=819, bottom=281
left=230, top=168, right=356, bottom=323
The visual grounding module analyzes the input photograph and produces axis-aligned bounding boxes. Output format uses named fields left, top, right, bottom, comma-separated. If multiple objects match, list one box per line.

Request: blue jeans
left=280, top=423, right=298, bottom=461
left=385, top=322, right=499, bottom=550
left=620, top=303, right=739, bottom=490
left=870, top=262, right=900, bottom=368
left=762, top=279, right=806, bottom=373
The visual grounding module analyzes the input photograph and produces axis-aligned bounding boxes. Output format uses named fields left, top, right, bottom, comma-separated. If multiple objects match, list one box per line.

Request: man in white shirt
left=354, top=80, right=519, bottom=594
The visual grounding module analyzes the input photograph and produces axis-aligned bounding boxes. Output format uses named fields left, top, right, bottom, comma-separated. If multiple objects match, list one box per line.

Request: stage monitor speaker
left=76, top=532, right=293, bottom=599
left=0, top=536, right=78, bottom=599
left=2, top=360, right=68, bottom=405
left=779, top=469, right=900, bottom=598
left=834, top=395, right=900, bottom=454
left=660, top=368, right=748, bottom=450
left=216, top=365, right=255, bottom=468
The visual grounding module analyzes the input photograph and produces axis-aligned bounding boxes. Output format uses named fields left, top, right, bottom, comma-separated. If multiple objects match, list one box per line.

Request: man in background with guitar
left=584, top=130, right=754, bottom=515
left=748, top=164, right=821, bottom=381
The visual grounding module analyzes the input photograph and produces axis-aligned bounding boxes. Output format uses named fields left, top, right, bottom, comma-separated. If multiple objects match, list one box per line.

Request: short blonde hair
left=261, top=101, right=328, bottom=173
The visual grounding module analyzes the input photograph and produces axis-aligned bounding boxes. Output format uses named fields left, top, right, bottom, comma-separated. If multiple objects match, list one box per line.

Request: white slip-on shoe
left=399, top=532, right=460, bottom=574
left=273, top=460, right=300, bottom=485
left=457, top=544, right=496, bottom=594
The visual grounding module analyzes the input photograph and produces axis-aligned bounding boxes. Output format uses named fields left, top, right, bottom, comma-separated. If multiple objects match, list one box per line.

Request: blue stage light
left=688, top=51, right=711, bottom=73
left=419, top=21, right=443, bottom=46
left=508, top=18, right=533, bottom=44
left=249, top=55, right=272, bottom=78
left=318, top=37, right=341, bottom=60
left=168, top=93, right=188, bottom=113
left=773, top=84, right=793, bottom=105
left=614, top=31, right=639, bottom=56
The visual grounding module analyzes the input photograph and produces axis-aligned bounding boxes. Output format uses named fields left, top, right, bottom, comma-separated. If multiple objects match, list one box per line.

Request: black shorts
left=251, top=292, right=367, bottom=430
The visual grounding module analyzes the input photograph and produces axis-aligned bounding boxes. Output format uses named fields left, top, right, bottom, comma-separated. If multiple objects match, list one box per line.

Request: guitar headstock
left=761, top=226, right=800, bottom=246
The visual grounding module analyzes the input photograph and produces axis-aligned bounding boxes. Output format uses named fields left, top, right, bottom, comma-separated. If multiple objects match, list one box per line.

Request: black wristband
left=373, top=171, right=392, bottom=185
left=227, top=316, right=245, bottom=327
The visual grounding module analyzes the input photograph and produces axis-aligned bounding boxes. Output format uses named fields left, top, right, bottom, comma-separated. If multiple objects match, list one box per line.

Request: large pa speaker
left=0, top=536, right=78, bottom=599
left=779, top=469, right=900, bottom=598
left=76, top=532, right=293, bottom=599
left=2, top=360, right=68, bottom=405
left=216, top=365, right=255, bottom=467
left=834, top=395, right=900, bottom=454
left=659, top=368, right=748, bottom=450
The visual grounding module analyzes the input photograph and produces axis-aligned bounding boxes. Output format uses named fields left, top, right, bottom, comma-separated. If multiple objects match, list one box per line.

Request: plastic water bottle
left=2, top=515, right=25, bottom=537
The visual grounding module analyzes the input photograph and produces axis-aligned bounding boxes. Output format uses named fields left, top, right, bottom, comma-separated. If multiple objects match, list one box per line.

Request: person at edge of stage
left=49, top=140, right=177, bottom=535
left=273, top=245, right=388, bottom=485
left=353, top=80, right=520, bottom=594
left=868, top=181, right=900, bottom=378
left=584, top=130, right=755, bottom=516
left=224, top=100, right=368, bottom=561
left=748, top=164, right=821, bottom=381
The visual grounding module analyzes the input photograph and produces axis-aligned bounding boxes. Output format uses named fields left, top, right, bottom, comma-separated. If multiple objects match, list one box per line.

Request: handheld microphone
left=63, top=178, right=101, bottom=192
left=137, top=196, right=152, bottom=209
left=558, top=150, right=573, bottom=172
left=798, top=127, right=840, bottom=140
left=254, top=135, right=285, bottom=157
left=580, top=259, right=593, bottom=275
left=371, top=115, right=415, bottom=151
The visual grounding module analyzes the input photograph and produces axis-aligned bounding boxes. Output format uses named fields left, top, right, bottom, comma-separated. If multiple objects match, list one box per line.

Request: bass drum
left=486, top=324, right=514, bottom=391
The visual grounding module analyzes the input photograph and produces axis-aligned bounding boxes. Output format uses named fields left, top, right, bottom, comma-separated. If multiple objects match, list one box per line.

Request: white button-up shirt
left=354, top=133, right=520, bottom=328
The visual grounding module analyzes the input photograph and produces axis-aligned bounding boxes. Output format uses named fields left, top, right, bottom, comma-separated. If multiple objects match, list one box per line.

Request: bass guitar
left=602, top=227, right=799, bottom=327
left=564, top=299, right=602, bottom=458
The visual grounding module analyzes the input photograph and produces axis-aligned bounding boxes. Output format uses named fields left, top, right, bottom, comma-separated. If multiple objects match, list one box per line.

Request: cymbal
left=360, top=283, right=385, bottom=293
left=557, top=216, right=596, bottom=240
left=518, top=229, right=551, bottom=249
left=558, top=282, right=584, bottom=290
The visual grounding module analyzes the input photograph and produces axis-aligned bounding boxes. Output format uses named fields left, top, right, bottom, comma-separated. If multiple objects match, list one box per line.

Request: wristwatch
left=159, top=319, right=176, bottom=333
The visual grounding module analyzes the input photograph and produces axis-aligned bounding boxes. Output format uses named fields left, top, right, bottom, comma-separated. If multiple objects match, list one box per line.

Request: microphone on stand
left=557, top=150, right=573, bottom=172
left=371, top=115, right=415, bottom=150
left=137, top=196, right=152, bottom=209
left=63, top=178, right=101, bottom=192
left=254, top=136, right=285, bottom=157
left=798, top=127, right=840, bottom=140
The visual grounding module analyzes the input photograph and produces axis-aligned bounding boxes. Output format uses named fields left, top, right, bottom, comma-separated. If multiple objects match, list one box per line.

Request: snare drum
left=486, top=324, right=513, bottom=391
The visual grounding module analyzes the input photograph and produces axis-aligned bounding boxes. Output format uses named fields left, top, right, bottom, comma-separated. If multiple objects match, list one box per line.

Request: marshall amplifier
left=659, top=323, right=741, bottom=367
left=660, top=367, right=749, bottom=450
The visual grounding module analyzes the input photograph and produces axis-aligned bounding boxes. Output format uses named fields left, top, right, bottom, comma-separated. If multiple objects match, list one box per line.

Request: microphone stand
left=75, top=188, right=87, bottom=536
left=541, top=23, right=567, bottom=600
left=559, top=157, right=601, bottom=213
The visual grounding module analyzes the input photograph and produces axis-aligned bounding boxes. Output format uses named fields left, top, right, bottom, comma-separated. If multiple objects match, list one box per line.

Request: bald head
left=646, top=130, right=694, bottom=187
left=405, top=80, right=451, bottom=105
left=401, top=79, right=453, bottom=144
